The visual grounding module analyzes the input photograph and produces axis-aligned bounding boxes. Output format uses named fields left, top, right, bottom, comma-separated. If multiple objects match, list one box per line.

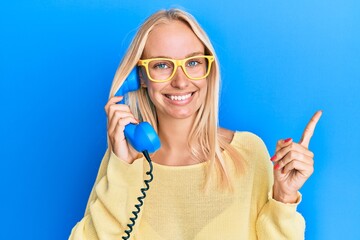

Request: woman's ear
left=138, top=68, right=148, bottom=88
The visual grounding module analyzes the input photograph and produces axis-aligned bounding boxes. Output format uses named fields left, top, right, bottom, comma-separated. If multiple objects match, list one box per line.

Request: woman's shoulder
left=234, top=131, right=265, bottom=144
left=219, top=128, right=268, bottom=152
left=218, top=127, right=235, bottom=144
left=219, top=127, right=264, bottom=143
left=233, top=131, right=270, bottom=164
left=219, top=128, right=271, bottom=174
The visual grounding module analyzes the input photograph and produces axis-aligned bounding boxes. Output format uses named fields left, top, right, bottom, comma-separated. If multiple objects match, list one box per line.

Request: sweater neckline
left=151, top=131, right=239, bottom=170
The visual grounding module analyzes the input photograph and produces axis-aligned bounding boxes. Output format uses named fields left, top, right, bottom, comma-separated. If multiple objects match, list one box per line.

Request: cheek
left=199, top=81, right=210, bottom=110
left=145, top=82, right=166, bottom=102
left=145, top=86, right=156, bottom=103
left=198, top=80, right=208, bottom=98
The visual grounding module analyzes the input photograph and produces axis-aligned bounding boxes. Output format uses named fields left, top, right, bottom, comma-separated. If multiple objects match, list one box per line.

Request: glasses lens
left=184, top=56, right=209, bottom=79
left=147, top=59, right=174, bottom=81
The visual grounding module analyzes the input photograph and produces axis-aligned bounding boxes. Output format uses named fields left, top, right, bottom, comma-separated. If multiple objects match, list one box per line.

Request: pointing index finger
left=299, top=110, right=323, bottom=148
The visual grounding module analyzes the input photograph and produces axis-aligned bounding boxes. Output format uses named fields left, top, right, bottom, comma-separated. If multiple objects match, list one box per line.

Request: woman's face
left=141, top=20, right=208, bottom=121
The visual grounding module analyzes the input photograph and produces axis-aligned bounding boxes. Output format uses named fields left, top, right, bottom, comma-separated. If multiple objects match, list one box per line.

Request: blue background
left=1, top=1, right=359, bottom=239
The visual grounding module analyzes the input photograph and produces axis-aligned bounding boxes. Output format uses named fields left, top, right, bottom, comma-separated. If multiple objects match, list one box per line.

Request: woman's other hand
left=271, top=111, right=323, bottom=203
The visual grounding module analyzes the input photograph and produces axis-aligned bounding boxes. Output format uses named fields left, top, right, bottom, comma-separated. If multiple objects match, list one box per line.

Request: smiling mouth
left=164, top=92, right=194, bottom=101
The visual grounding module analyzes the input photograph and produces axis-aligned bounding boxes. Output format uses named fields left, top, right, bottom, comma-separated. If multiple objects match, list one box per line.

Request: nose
left=170, top=66, right=190, bottom=89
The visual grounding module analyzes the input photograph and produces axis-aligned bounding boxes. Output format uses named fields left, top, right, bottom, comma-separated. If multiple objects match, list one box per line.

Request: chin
left=160, top=105, right=201, bottom=119
left=168, top=111, right=196, bottom=120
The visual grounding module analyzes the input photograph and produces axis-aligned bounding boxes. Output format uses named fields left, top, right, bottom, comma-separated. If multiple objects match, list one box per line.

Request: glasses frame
left=137, top=55, right=215, bottom=83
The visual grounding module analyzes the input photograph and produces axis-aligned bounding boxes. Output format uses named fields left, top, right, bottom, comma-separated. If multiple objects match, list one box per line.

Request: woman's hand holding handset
left=271, top=111, right=323, bottom=203
left=104, top=95, right=139, bottom=164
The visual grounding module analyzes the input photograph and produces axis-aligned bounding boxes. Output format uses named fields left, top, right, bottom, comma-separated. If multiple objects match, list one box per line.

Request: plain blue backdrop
left=1, top=1, right=359, bottom=239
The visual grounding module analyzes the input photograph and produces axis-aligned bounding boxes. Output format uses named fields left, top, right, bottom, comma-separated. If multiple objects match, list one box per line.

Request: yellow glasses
left=138, top=55, right=215, bottom=83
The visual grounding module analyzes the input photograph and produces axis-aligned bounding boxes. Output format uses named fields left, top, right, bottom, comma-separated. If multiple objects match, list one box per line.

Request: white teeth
left=168, top=93, right=192, bottom=101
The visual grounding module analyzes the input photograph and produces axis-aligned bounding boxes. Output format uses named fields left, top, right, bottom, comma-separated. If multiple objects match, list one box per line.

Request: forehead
left=143, top=20, right=205, bottom=59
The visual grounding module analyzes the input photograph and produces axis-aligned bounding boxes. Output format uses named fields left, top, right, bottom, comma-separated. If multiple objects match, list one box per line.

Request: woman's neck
left=153, top=114, right=197, bottom=166
left=157, top=115, right=194, bottom=150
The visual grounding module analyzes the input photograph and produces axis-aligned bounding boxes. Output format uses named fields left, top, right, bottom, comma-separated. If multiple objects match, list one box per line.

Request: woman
left=69, top=8, right=322, bottom=240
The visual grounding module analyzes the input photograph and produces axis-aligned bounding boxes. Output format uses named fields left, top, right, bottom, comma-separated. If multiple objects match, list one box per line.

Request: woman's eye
left=187, top=60, right=199, bottom=67
left=154, top=63, right=169, bottom=69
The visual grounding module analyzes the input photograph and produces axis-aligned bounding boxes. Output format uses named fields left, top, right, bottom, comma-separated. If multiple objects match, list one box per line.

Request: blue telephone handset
left=115, top=68, right=161, bottom=153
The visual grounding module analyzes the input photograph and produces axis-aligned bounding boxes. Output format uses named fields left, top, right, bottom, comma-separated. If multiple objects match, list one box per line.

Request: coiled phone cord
left=121, top=150, right=153, bottom=240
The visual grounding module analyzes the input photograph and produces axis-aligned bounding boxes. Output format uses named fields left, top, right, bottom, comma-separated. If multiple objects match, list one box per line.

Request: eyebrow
left=147, top=51, right=205, bottom=59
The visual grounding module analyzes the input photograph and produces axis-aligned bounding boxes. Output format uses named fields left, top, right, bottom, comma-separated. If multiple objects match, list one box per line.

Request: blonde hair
left=108, top=8, right=244, bottom=191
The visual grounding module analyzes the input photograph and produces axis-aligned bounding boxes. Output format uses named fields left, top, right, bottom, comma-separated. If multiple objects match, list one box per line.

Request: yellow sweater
left=69, top=131, right=305, bottom=240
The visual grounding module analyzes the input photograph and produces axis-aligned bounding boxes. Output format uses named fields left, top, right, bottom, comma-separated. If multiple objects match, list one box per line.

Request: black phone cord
left=121, top=150, right=153, bottom=240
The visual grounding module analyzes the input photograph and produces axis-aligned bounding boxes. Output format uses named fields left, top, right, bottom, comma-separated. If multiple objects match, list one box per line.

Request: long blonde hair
left=108, top=8, right=244, bottom=191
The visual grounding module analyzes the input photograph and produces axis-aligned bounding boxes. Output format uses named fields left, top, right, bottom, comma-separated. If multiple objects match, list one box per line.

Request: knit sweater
left=69, top=131, right=305, bottom=240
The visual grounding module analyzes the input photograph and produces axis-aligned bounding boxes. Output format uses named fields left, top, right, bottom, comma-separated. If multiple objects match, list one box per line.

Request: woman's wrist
left=273, top=185, right=299, bottom=204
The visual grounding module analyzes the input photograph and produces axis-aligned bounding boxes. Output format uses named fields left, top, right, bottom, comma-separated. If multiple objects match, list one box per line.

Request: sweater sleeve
left=252, top=135, right=306, bottom=240
left=256, top=192, right=305, bottom=239
left=69, top=150, right=146, bottom=240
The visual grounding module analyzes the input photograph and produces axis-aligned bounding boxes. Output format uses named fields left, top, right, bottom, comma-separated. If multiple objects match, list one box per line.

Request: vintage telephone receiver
left=115, top=68, right=160, bottom=153
left=115, top=67, right=161, bottom=240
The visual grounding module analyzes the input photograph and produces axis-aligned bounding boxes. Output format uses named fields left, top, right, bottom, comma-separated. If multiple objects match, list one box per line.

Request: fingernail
left=274, top=164, right=280, bottom=170
left=270, top=155, right=277, bottom=161
left=284, top=138, right=292, bottom=143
